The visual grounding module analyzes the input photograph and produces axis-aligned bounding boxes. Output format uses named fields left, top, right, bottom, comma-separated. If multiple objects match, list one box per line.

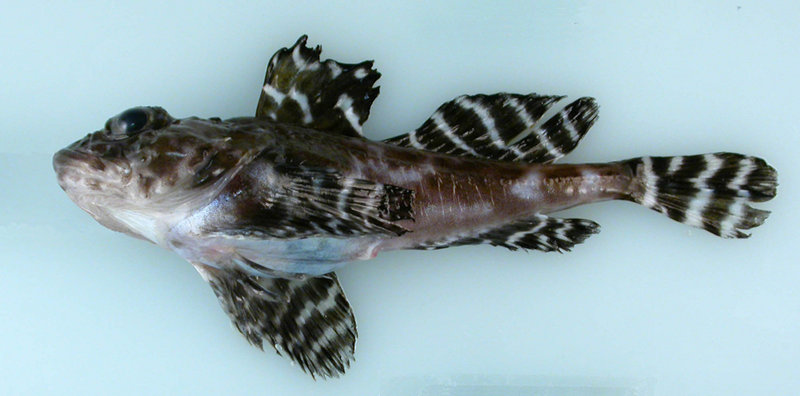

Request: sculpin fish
left=53, top=36, right=778, bottom=378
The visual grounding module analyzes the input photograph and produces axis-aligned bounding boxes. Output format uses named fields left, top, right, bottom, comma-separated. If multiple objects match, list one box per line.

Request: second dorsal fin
left=256, top=35, right=381, bottom=138
left=384, top=93, right=598, bottom=163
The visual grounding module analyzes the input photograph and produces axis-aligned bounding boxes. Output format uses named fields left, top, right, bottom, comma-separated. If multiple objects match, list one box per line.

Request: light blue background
left=2, top=1, right=798, bottom=395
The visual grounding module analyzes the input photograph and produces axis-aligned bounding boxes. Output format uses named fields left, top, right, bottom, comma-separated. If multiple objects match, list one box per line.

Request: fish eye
left=104, top=106, right=173, bottom=139
left=115, top=107, right=150, bottom=136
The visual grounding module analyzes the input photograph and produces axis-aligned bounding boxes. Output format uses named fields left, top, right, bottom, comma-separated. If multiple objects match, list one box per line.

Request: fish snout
left=53, top=149, right=80, bottom=189
left=54, top=148, right=86, bottom=172
left=53, top=148, right=107, bottom=188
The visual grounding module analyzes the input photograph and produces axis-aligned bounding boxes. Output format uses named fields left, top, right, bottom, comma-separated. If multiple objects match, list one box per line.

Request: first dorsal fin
left=256, top=35, right=381, bottom=138
left=384, top=93, right=598, bottom=163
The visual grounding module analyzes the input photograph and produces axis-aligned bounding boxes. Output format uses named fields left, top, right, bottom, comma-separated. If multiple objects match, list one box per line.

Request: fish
left=53, top=35, right=778, bottom=378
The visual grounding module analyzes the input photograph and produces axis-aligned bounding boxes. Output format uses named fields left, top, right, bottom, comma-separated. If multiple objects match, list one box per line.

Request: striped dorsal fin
left=384, top=93, right=598, bottom=163
left=412, top=214, right=600, bottom=252
left=256, top=35, right=380, bottom=138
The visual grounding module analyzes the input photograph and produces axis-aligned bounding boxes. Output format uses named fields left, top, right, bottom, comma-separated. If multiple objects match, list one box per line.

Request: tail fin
left=624, top=153, right=777, bottom=238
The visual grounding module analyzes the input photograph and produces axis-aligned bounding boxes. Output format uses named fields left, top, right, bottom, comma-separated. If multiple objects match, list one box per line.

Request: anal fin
left=413, top=215, right=600, bottom=252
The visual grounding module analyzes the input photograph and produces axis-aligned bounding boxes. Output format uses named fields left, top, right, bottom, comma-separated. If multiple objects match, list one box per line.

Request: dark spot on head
left=89, top=158, right=106, bottom=171
left=193, top=152, right=219, bottom=186
left=166, top=173, right=178, bottom=186
left=138, top=174, right=154, bottom=195
left=187, top=147, right=210, bottom=168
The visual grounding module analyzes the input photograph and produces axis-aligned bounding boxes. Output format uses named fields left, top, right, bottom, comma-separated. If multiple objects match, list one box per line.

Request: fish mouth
left=53, top=148, right=95, bottom=173
left=53, top=148, right=109, bottom=188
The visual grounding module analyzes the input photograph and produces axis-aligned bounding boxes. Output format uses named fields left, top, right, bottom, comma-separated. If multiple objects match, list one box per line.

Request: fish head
left=53, top=106, right=257, bottom=242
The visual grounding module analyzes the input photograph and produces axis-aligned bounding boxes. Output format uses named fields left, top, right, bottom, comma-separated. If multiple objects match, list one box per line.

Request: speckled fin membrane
left=413, top=214, right=599, bottom=252
left=197, top=266, right=356, bottom=378
left=256, top=35, right=380, bottom=138
left=211, top=165, right=414, bottom=239
left=384, top=94, right=598, bottom=163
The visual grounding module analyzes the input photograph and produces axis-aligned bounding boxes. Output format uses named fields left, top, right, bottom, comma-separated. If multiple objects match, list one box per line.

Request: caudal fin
left=624, top=153, right=777, bottom=238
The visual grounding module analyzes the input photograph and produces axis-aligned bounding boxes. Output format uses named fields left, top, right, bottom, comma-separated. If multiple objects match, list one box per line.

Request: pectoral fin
left=210, top=165, right=415, bottom=239
left=195, top=265, right=357, bottom=379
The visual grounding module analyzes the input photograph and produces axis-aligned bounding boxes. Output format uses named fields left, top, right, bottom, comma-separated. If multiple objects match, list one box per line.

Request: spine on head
left=622, top=153, right=777, bottom=238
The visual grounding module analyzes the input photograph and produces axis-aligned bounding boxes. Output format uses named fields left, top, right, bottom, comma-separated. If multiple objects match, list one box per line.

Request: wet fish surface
left=53, top=36, right=778, bottom=378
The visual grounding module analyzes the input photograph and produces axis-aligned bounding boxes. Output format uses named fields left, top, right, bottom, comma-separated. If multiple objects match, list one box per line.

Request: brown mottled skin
left=55, top=113, right=633, bottom=261
left=217, top=118, right=633, bottom=252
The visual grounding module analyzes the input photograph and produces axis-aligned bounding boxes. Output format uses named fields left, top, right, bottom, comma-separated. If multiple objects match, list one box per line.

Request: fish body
left=53, top=36, right=777, bottom=378
left=171, top=120, right=629, bottom=275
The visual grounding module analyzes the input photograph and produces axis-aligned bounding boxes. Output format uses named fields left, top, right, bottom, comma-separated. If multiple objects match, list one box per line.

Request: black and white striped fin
left=212, top=165, right=414, bottom=239
left=384, top=93, right=598, bottom=163
left=196, top=265, right=357, bottom=379
left=256, top=35, right=380, bottom=138
left=413, top=215, right=599, bottom=252
left=625, top=153, right=778, bottom=238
